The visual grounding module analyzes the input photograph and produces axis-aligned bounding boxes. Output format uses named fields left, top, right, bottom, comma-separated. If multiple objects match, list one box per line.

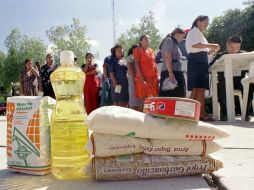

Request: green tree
left=206, top=9, right=245, bottom=51
left=4, top=28, right=22, bottom=50
left=19, top=36, right=46, bottom=63
left=1, top=48, right=20, bottom=91
left=1, top=28, right=46, bottom=91
left=46, top=18, right=91, bottom=65
left=241, top=3, right=254, bottom=51
left=206, top=2, right=254, bottom=51
left=117, top=12, right=162, bottom=53
left=244, top=0, right=254, bottom=5
left=0, top=51, right=6, bottom=87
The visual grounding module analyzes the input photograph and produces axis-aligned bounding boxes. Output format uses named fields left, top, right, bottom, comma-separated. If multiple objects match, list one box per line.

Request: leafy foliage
left=206, top=4, right=254, bottom=51
left=46, top=18, right=91, bottom=65
left=117, top=12, right=162, bottom=53
left=0, top=29, right=46, bottom=91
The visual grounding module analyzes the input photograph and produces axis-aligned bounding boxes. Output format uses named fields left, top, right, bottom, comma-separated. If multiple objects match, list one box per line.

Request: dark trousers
left=100, top=78, right=112, bottom=106
left=159, top=71, right=186, bottom=97
left=218, top=72, right=253, bottom=117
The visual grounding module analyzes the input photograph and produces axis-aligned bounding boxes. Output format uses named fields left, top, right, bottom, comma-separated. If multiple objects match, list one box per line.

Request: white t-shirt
left=186, top=27, right=209, bottom=54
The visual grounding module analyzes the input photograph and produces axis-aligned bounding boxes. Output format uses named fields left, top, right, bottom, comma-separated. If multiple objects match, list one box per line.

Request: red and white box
left=143, top=97, right=201, bottom=121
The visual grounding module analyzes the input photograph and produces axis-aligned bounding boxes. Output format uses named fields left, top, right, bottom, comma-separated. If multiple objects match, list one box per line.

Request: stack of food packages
left=85, top=97, right=230, bottom=181
left=6, top=96, right=55, bottom=175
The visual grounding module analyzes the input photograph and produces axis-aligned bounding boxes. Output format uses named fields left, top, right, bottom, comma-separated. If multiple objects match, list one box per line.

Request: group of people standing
left=19, top=52, right=100, bottom=115
left=19, top=15, right=253, bottom=121
left=99, top=35, right=159, bottom=112
left=19, top=53, right=58, bottom=99
left=98, top=15, right=220, bottom=121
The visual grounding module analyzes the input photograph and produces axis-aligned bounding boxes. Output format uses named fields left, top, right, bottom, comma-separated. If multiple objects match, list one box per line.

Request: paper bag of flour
left=7, top=96, right=55, bottom=175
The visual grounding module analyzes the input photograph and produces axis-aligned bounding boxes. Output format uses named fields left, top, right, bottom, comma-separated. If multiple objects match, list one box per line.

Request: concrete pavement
left=0, top=166, right=211, bottom=190
left=211, top=121, right=254, bottom=190
left=0, top=116, right=6, bottom=146
left=0, top=116, right=210, bottom=190
left=1, top=116, right=254, bottom=189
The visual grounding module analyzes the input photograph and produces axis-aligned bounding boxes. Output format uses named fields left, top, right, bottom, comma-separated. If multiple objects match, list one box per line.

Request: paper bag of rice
left=86, top=133, right=221, bottom=157
left=142, top=139, right=221, bottom=156
left=86, top=106, right=230, bottom=140
left=7, top=96, right=55, bottom=175
left=87, top=153, right=223, bottom=181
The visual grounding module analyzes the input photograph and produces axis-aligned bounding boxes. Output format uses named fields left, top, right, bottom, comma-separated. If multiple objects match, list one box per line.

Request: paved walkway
left=0, top=116, right=6, bottom=146
left=1, top=116, right=254, bottom=189
left=211, top=121, right=254, bottom=190
left=0, top=166, right=210, bottom=190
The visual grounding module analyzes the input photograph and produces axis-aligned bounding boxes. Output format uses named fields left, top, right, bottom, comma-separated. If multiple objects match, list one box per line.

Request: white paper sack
left=86, top=106, right=230, bottom=140
left=86, top=133, right=221, bottom=157
left=7, top=96, right=55, bottom=175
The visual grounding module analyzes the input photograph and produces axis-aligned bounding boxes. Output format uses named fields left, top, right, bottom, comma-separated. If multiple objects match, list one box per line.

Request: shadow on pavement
left=212, top=120, right=254, bottom=128
left=0, top=169, right=210, bottom=190
left=0, top=169, right=54, bottom=190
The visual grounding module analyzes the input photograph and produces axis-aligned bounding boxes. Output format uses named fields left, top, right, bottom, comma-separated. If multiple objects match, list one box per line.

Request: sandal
left=200, top=115, right=215, bottom=122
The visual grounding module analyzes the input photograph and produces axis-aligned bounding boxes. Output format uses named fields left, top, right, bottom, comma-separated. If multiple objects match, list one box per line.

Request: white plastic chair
left=241, top=62, right=254, bottom=121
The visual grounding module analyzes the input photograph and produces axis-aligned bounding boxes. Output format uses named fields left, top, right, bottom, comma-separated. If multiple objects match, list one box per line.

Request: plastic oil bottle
left=50, top=50, right=89, bottom=179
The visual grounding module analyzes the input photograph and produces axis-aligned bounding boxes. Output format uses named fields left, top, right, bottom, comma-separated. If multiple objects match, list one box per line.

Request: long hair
left=112, top=44, right=123, bottom=57
left=139, top=34, right=149, bottom=47
left=24, top=58, right=31, bottom=64
left=46, top=53, right=53, bottom=64
left=46, top=53, right=52, bottom=59
left=127, top=44, right=138, bottom=56
left=85, top=52, right=93, bottom=59
left=159, top=28, right=185, bottom=50
left=24, top=58, right=31, bottom=69
left=191, top=15, right=209, bottom=29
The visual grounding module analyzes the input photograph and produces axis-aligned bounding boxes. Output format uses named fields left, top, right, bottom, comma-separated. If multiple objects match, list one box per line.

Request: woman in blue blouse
left=109, top=44, right=129, bottom=107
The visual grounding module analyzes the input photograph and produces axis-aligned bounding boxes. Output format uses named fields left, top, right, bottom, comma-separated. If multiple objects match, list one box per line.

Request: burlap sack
left=87, top=153, right=223, bottom=181
left=86, top=106, right=230, bottom=140
left=7, top=96, right=55, bottom=175
left=86, top=133, right=221, bottom=157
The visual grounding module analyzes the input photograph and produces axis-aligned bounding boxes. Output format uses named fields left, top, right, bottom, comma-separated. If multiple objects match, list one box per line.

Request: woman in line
left=186, top=15, right=220, bottom=121
left=19, top=58, right=40, bottom=96
left=133, top=35, right=159, bottom=109
left=82, top=52, right=99, bottom=115
left=109, top=44, right=129, bottom=107
left=40, top=53, right=58, bottom=99
left=159, top=28, right=186, bottom=97
left=127, top=44, right=143, bottom=111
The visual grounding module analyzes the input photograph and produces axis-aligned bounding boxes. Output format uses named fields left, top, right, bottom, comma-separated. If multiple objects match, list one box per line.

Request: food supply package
left=87, top=153, right=223, bottom=181
left=86, top=133, right=221, bottom=157
left=86, top=106, right=230, bottom=140
left=7, top=96, right=55, bottom=175
left=143, top=97, right=200, bottom=121
left=86, top=133, right=148, bottom=157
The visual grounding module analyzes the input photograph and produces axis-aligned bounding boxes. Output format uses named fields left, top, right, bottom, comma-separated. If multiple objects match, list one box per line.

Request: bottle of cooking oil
left=50, top=50, right=89, bottom=179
